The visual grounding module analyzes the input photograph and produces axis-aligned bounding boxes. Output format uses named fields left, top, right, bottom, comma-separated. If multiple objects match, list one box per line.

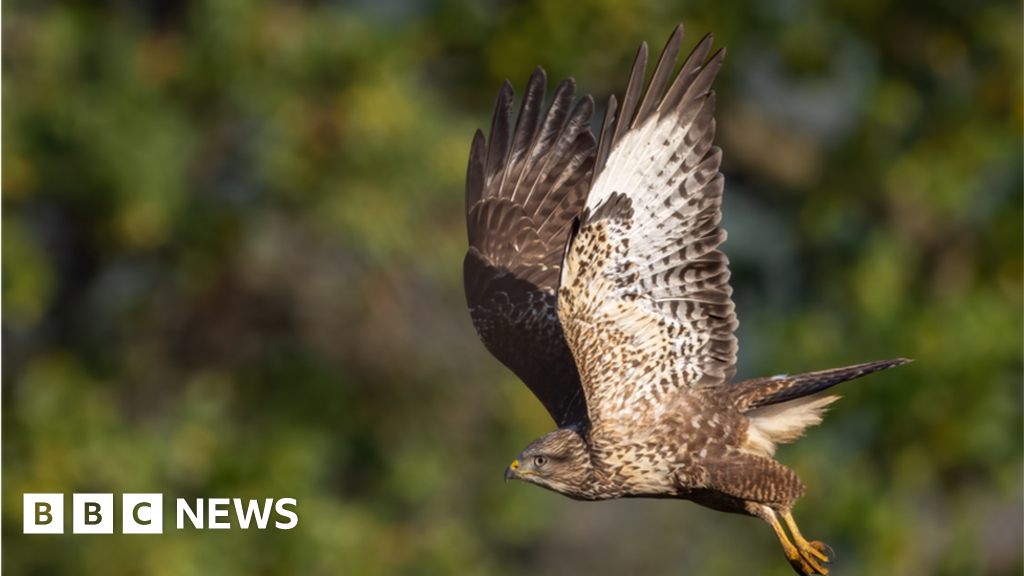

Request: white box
left=24, top=493, right=64, bottom=534
left=122, top=493, right=163, bottom=534
left=73, top=493, right=114, bottom=534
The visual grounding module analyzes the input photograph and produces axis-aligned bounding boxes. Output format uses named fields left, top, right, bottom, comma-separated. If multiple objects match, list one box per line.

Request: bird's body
left=535, top=387, right=748, bottom=502
left=463, top=24, right=908, bottom=576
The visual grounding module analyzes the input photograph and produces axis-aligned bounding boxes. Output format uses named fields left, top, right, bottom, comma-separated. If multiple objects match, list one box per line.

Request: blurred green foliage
left=3, top=0, right=1021, bottom=575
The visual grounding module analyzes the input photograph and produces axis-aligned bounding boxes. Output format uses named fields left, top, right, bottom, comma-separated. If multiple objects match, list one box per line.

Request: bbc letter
left=123, top=494, right=163, bottom=534
left=73, top=493, right=113, bottom=534
left=23, top=494, right=64, bottom=534
left=177, top=499, right=203, bottom=529
left=275, top=498, right=297, bottom=529
left=208, top=498, right=230, bottom=529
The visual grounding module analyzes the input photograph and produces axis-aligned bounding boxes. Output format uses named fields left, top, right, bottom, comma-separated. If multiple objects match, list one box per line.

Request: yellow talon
left=763, top=507, right=832, bottom=575
left=783, top=510, right=833, bottom=567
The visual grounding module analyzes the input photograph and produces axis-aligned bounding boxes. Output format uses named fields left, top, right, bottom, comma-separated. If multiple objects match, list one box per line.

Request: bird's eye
left=534, top=455, right=547, bottom=467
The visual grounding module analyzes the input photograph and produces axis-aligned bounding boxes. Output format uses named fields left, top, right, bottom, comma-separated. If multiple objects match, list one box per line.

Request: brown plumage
left=463, top=24, right=910, bottom=576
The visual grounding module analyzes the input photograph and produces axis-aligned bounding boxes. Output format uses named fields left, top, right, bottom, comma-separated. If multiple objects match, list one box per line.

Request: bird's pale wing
left=464, top=68, right=597, bottom=429
left=558, top=26, right=738, bottom=427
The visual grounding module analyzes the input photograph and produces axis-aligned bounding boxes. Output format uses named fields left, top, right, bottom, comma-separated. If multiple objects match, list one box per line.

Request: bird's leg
left=751, top=504, right=829, bottom=575
left=782, top=510, right=834, bottom=566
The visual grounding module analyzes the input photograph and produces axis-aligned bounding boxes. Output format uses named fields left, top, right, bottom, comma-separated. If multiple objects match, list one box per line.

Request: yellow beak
left=504, top=459, right=520, bottom=483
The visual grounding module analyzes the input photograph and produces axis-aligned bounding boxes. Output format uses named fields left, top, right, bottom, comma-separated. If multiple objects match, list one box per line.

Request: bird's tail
left=729, top=358, right=911, bottom=458
left=730, top=358, right=911, bottom=412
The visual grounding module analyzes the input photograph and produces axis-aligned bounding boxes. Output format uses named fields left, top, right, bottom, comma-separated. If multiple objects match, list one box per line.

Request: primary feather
left=464, top=68, right=597, bottom=429
left=559, top=26, right=737, bottom=429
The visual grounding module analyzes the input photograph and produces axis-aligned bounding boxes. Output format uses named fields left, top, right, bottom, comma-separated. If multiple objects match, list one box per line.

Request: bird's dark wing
left=557, top=26, right=738, bottom=427
left=464, top=68, right=597, bottom=429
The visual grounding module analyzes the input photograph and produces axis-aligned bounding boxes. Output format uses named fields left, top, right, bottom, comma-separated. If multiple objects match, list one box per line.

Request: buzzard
left=463, top=24, right=908, bottom=576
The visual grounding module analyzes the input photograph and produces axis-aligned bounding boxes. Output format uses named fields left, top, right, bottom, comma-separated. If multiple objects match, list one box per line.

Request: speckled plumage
left=464, top=24, right=909, bottom=576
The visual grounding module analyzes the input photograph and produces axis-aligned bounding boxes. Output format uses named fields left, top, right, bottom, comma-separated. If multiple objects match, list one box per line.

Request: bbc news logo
left=23, top=494, right=298, bottom=534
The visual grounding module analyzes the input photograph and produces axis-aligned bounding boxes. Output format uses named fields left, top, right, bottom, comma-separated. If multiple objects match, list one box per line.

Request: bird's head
left=504, top=428, right=594, bottom=498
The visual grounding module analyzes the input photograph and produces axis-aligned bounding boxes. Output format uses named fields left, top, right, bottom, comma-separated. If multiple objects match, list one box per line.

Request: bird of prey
left=463, top=24, right=908, bottom=576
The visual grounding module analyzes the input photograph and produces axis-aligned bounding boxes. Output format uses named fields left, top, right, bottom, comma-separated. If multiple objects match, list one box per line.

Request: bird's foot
left=757, top=504, right=834, bottom=576
left=782, top=510, right=833, bottom=575
left=805, top=539, right=834, bottom=563
left=783, top=537, right=832, bottom=575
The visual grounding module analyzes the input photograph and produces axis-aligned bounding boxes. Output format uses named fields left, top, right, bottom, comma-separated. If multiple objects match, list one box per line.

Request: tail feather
left=733, top=358, right=911, bottom=458
left=743, top=393, right=840, bottom=457
left=732, top=358, right=911, bottom=412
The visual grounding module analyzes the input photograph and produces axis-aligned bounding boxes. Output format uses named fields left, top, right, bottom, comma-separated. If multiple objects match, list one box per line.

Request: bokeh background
left=4, top=0, right=1022, bottom=574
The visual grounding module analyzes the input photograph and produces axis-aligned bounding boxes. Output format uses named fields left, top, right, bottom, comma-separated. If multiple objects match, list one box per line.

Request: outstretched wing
left=464, top=68, right=597, bottom=429
left=558, top=25, right=737, bottom=427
